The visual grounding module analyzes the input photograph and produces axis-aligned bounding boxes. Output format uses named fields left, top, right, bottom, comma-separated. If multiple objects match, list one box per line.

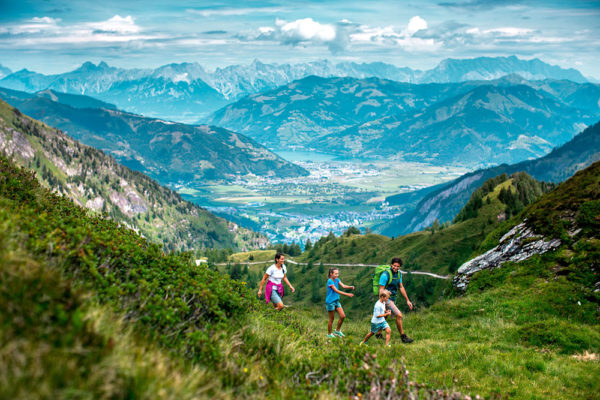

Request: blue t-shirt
left=326, top=278, right=340, bottom=303
left=378, top=270, right=402, bottom=300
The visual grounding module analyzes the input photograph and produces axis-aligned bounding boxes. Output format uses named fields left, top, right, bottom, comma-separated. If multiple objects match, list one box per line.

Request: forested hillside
left=0, top=100, right=264, bottom=251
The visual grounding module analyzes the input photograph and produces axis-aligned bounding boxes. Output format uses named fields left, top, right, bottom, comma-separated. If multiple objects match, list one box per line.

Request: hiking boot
left=334, top=330, right=345, bottom=338
left=401, top=334, right=414, bottom=343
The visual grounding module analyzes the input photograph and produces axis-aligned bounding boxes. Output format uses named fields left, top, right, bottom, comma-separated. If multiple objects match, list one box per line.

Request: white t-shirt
left=266, top=264, right=286, bottom=285
left=371, top=300, right=386, bottom=324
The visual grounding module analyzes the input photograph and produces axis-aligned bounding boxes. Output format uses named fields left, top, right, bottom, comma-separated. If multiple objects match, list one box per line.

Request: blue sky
left=1, top=0, right=599, bottom=78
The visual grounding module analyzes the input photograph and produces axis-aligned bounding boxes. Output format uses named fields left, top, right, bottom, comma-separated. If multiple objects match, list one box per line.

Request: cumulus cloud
left=243, top=16, right=437, bottom=53
left=88, top=15, right=140, bottom=34
left=247, top=17, right=346, bottom=53
left=277, top=18, right=336, bottom=44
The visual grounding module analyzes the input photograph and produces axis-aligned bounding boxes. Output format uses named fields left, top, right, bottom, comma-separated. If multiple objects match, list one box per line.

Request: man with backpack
left=378, top=257, right=414, bottom=343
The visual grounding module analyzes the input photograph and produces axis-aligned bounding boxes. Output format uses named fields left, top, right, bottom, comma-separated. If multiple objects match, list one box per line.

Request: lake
left=274, top=150, right=339, bottom=162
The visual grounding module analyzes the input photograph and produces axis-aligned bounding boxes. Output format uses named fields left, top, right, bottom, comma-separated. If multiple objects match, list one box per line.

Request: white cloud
left=0, top=15, right=157, bottom=47
left=277, top=18, right=336, bottom=44
left=243, top=16, right=437, bottom=53
left=88, top=15, right=140, bottom=34
left=405, top=16, right=428, bottom=36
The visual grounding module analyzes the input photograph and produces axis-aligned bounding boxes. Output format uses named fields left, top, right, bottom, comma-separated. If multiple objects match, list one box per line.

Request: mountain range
left=0, top=87, right=308, bottom=185
left=378, top=120, right=600, bottom=236
left=0, top=56, right=590, bottom=123
left=210, top=74, right=600, bottom=165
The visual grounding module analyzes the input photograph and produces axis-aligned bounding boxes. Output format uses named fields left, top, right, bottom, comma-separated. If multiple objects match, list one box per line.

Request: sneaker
left=401, top=334, right=414, bottom=343
left=334, top=330, right=345, bottom=338
left=327, top=333, right=336, bottom=339
left=386, top=344, right=391, bottom=347
left=359, top=341, right=367, bottom=346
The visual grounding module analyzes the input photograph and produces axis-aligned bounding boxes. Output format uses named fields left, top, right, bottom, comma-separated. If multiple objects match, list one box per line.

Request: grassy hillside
left=0, top=99, right=264, bottom=251
left=0, top=155, right=452, bottom=399
left=219, top=164, right=600, bottom=399
left=1, top=154, right=598, bottom=399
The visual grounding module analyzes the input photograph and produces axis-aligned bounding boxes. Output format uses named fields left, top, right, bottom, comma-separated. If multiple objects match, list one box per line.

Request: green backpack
left=372, top=265, right=391, bottom=295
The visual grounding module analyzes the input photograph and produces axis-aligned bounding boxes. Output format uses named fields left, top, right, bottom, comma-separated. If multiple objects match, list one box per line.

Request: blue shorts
left=270, top=286, right=283, bottom=304
left=370, top=321, right=390, bottom=333
left=326, top=300, right=341, bottom=311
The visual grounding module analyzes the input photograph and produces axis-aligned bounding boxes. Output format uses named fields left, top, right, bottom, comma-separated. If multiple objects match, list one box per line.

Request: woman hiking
left=257, top=253, right=295, bottom=310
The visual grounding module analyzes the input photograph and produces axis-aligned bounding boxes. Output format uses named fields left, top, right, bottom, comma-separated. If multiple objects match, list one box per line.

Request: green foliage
left=0, top=156, right=256, bottom=365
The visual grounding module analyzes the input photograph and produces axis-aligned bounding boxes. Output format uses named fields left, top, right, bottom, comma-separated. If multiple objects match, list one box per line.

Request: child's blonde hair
left=379, top=289, right=391, bottom=299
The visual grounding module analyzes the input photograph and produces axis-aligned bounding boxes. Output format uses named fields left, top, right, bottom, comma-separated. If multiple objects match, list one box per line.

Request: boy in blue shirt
left=378, top=257, right=414, bottom=343
left=326, top=268, right=355, bottom=338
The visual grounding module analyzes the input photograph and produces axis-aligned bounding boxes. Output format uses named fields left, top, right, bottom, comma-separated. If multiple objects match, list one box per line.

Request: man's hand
left=407, top=300, right=413, bottom=310
left=351, top=285, right=355, bottom=290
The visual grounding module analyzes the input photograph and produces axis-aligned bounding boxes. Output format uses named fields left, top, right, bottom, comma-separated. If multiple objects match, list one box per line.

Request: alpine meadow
left=1, top=1, right=599, bottom=399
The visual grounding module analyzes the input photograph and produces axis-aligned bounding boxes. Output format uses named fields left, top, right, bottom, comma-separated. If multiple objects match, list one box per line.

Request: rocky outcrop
left=453, top=222, right=561, bottom=290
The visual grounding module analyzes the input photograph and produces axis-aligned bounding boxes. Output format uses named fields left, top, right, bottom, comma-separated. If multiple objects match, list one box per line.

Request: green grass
left=2, top=151, right=599, bottom=399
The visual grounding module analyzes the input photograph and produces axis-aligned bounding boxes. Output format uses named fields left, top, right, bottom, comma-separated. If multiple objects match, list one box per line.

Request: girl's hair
left=379, top=289, right=391, bottom=299
left=328, top=267, right=338, bottom=277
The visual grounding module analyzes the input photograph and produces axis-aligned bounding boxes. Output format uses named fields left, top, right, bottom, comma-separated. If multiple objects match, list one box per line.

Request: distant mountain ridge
left=379, top=120, right=600, bottom=236
left=0, top=87, right=308, bottom=185
left=210, top=75, right=600, bottom=165
left=0, top=56, right=589, bottom=123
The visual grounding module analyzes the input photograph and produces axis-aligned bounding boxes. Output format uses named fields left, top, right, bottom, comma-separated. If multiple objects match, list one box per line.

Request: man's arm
left=399, top=283, right=413, bottom=310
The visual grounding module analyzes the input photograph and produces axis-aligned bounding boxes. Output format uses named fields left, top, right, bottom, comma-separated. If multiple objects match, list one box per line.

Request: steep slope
left=0, top=99, right=265, bottom=251
left=0, top=88, right=308, bottom=184
left=381, top=120, right=600, bottom=236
